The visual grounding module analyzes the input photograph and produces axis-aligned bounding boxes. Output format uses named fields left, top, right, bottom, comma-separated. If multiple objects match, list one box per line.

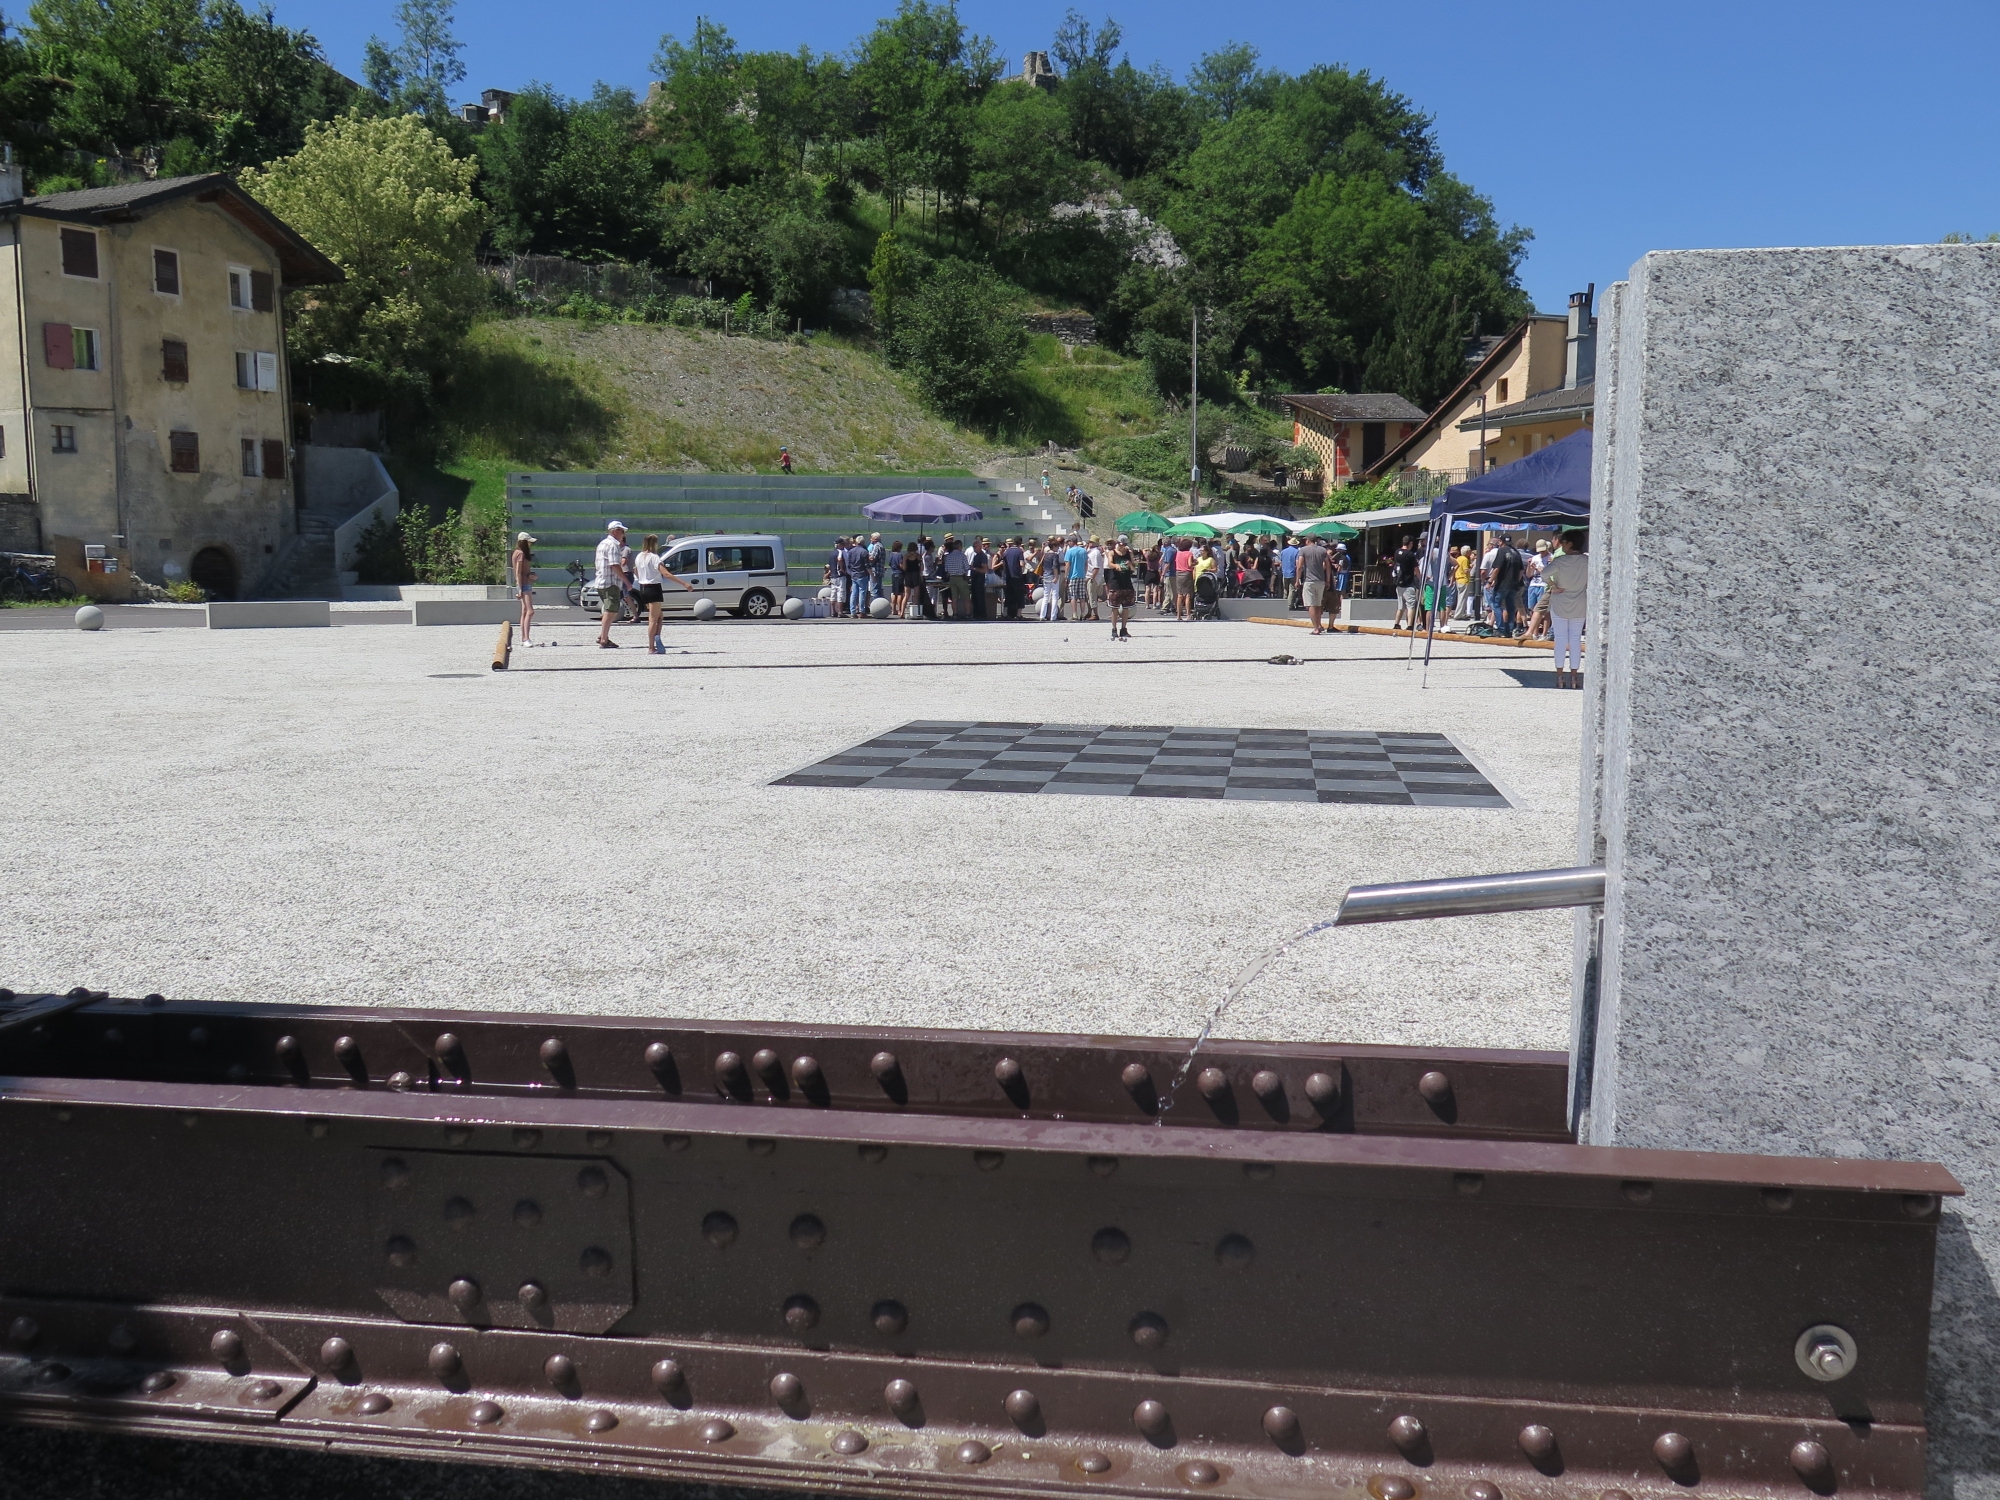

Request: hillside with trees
left=0, top=0, right=1533, bottom=576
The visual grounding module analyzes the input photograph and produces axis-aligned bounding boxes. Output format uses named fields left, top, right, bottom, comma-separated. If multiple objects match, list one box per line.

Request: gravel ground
left=0, top=614, right=1581, bottom=1050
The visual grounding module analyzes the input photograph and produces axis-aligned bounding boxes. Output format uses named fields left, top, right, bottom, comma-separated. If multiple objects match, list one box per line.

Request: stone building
left=1279, top=392, right=1428, bottom=490
left=0, top=170, right=340, bottom=597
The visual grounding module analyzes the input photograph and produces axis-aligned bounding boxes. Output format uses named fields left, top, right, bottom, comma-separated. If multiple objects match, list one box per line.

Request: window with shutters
left=153, top=248, right=180, bottom=296
left=240, top=439, right=260, bottom=477
left=236, top=351, right=279, bottom=392
left=162, top=339, right=189, bottom=383
left=227, top=266, right=251, bottom=309
left=250, top=270, right=274, bottom=312
left=52, top=425, right=76, bottom=454
left=168, top=430, right=199, bottom=473
left=59, top=228, right=98, bottom=279
left=71, top=328, right=99, bottom=371
left=41, top=322, right=72, bottom=369
left=261, top=439, right=286, bottom=480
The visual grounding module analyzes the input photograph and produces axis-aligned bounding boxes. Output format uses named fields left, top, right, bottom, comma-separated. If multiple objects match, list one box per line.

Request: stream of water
left=1155, top=916, right=1344, bottom=1123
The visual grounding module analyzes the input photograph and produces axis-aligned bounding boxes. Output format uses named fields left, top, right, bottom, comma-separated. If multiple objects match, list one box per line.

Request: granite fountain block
left=1580, top=245, right=2000, bottom=1498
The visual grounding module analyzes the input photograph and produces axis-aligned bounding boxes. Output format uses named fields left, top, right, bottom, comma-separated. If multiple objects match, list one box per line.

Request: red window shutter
left=169, top=430, right=199, bottom=474
left=261, top=440, right=285, bottom=480
left=250, top=270, right=274, bottom=313
left=42, top=323, right=72, bottom=369
left=162, top=339, right=189, bottom=382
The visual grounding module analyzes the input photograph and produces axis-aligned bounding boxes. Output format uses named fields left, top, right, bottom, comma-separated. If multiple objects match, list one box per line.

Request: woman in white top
left=630, top=534, right=692, bottom=656
left=1541, top=531, right=1590, bottom=688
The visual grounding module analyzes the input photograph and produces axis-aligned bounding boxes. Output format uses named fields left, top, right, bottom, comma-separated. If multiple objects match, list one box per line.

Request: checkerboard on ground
left=774, top=722, right=1511, bottom=806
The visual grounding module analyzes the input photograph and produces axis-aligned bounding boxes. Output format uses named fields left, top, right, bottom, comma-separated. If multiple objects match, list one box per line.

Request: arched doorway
left=189, top=546, right=238, bottom=600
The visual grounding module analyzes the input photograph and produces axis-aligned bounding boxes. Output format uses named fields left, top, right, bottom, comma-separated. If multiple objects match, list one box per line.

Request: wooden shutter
left=255, top=351, right=278, bottom=391
left=261, top=440, right=285, bottom=480
left=153, top=249, right=180, bottom=295
left=168, top=430, right=199, bottom=474
left=162, top=339, right=189, bottom=383
left=59, top=229, right=97, bottom=278
left=42, top=323, right=72, bottom=369
left=250, top=270, right=274, bottom=312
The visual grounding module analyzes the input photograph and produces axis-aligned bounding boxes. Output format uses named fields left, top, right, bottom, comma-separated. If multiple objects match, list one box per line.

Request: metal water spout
left=1334, top=865, right=1605, bottom=925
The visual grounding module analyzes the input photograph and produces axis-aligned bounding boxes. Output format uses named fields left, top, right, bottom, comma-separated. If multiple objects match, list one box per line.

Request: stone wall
left=1580, top=245, right=2000, bottom=1499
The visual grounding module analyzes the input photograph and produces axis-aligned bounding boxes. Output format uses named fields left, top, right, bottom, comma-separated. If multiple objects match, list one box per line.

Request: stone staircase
left=258, top=509, right=340, bottom=600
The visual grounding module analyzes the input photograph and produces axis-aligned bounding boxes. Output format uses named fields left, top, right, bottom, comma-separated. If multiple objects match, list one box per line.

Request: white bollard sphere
left=781, top=597, right=805, bottom=620
left=868, top=596, right=891, bottom=618
left=816, top=586, right=834, bottom=603
left=1032, top=586, right=1045, bottom=603
left=75, top=605, right=104, bottom=631
left=691, top=597, right=717, bottom=621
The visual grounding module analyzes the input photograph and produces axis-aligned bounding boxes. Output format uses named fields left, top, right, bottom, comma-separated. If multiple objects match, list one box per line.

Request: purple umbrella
left=862, top=491, right=984, bottom=523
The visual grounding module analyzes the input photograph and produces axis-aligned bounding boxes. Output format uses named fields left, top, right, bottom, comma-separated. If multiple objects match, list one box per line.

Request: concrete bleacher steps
left=507, top=473, right=1073, bottom=588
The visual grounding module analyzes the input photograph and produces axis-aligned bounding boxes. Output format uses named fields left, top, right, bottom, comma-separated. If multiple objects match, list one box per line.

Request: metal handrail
left=1334, top=866, right=1606, bottom=925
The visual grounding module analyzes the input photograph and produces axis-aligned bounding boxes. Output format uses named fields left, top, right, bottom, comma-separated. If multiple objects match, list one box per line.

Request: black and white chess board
left=773, top=722, right=1510, bottom=806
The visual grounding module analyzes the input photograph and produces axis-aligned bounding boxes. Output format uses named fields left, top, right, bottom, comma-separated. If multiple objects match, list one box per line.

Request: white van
left=656, top=533, right=788, bottom=618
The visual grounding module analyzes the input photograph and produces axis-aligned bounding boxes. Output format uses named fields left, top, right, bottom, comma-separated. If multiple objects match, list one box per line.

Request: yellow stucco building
left=1365, top=289, right=1598, bottom=486
left=0, top=172, right=339, bottom=597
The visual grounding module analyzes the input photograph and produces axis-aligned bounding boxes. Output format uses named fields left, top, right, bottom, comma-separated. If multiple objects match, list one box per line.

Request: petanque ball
left=691, top=597, right=717, bottom=621
left=75, top=604, right=104, bottom=631
left=868, top=596, right=891, bottom=618
left=781, top=597, right=805, bottom=620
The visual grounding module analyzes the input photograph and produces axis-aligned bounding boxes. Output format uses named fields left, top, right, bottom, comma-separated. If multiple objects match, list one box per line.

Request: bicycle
left=564, top=560, right=639, bottom=621
left=0, top=554, right=79, bottom=604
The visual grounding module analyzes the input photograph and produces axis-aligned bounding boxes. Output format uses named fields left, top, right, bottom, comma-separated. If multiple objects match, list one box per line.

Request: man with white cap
left=595, top=521, right=630, bottom=648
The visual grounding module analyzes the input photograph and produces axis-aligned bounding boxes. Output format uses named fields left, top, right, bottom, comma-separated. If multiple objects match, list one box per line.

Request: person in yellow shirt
left=1451, top=545, right=1474, bottom=619
left=1191, top=543, right=1218, bottom=583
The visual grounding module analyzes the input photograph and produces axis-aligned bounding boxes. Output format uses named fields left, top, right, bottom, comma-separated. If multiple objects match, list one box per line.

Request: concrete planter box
left=1342, top=598, right=1398, bottom=622
left=206, top=601, right=330, bottom=629
left=400, top=585, right=515, bottom=602
left=412, top=599, right=519, bottom=626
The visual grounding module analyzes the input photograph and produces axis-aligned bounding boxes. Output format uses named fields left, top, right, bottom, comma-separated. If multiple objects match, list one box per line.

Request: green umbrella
left=1165, top=520, right=1220, bottom=539
left=1228, top=518, right=1291, bottom=536
left=1292, top=517, right=1360, bottom=539
left=1117, top=510, right=1173, bottom=533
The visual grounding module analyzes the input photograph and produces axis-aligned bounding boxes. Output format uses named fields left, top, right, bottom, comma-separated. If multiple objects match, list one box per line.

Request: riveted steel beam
left=0, top=993, right=1571, bottom=1140
left=0, top=1008, right=1959, bottom=1500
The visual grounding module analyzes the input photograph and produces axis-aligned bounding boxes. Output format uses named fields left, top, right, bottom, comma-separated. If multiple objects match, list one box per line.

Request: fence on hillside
left=483, top=255, right=712, bottom=311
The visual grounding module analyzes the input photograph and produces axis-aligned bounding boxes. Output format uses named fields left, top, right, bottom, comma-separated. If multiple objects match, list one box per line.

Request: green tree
left=650, top=17, right=748, bottom=186
left=246, top=113, right=487, bottom=395
left=890, top=257, right=1025, bottom=421
left=363, top=0, right=464, bottom=122
left=1187, top=42, right=1274, bottom=123
left=968, top=82, right=1082, bottom=256
left=868, top=230, right=913, bottom=334
left=478, top=84, right=661, bottom=261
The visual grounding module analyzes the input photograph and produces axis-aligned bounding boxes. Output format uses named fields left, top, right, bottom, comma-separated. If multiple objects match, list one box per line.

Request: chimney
left=0, top=143, right=21, bottom=204
left=1565, top=284, right=1596, bottom=390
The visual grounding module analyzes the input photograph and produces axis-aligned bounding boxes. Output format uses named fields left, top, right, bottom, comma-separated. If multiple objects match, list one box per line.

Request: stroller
left=1191, top=572, right=1223, bottom=621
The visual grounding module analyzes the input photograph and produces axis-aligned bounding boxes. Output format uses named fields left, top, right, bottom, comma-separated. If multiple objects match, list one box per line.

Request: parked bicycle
left=563, top=559, right=637, bottom=620
left=0, top=553, right=80, bottom=604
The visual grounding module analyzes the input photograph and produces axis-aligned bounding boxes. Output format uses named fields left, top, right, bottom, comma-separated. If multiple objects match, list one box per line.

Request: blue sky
left=271, top=0, right=2000, bottom=314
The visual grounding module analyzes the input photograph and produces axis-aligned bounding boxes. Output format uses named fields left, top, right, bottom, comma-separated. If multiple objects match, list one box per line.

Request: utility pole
left=1188, top=310, right=1200, bottom=514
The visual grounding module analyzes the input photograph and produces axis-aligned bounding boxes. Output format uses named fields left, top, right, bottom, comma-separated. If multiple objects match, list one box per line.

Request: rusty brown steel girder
left=0, top=994, right=1960, bottom=1500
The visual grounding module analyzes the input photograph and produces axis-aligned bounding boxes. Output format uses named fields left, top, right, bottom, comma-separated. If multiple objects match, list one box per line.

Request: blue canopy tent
left=1420, top=428, right=1592, bottom=683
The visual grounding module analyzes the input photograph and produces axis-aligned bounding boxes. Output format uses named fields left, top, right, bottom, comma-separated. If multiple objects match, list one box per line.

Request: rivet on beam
left=140, top=1372, right=176, bottom=1394
left=358, top=1392, right=391, bottom=1414
left=538, top=1038, right=569, bottom=1078
left=1005, top=1389, right=1041, bottom=1428
left=433, top=1032, right=464, bottom=1068
left=518, top=1281, right=547, bottom=1309
left=831, top=1431, right=868, bottom=1454
left=644, top=1041, right=680, bottom=1092
left=428, top=1343, right=462, bottom=1379
left=8, top=1316, right=39, bottom=1350
left=444, top=1196, right=474, bottom=1225
left=872, top=1300, right=908, bottom=1335
left=1130, top=1312, right=1169, bottom=1350
left=975, top=1150, right=1005, bottom=1171
left=444, top=1126, right=471, bottom=1146
left=209, top=1329, right=244, bottom=1366
left=1387, top=1414, right=1428, bottom=1462
left=747, top=1138, right=776, bottom=1156
left=579, top=1246, right=613, bottom=1277
left=334, top=1035, right=366, bottom=1083
left=514, top=1129, right=542, bottom=1150
left=1251, top=1070, right=1284, bottom=1105
left=1181, top=1461, right=1220, bottom=1486
left=1467, top=1484, right=1503, bottom=1500
left=858, top=1144, right=888, bottom=1163
left=957, top=1441, right=992, bottom=1465
left=1088, top=1155, right=1118, bottom=1176
left=790, top=1214, right=826, bottom=1249
left=514, top=1199, right=542, bottom=1227
left=703, top=1212, right=739, bottom=1247
left=448, top=1279, right=482, bottom=1311
left=783, top=1295, right=821, bottom=1331
left=470, top=1400, right=503, bottom=1425
left=1653, top=1432, right=1694, bottom=1477
left=587, top=1131, right=612, bottom=1149
left=885, top=1378, right=920, bottom=1418
left=1371, top=1479, right=1415, bottom=1500
left=870, top=1050, right=906, bottom=1101
left=587, top=1410, right=618, bottom=1433
left=1621, top=1180, right=1654, bottom=1205
left=791, top=1055, right=824, bottom=1096
left=1455, top=1173, right=1484, bottom=1196
left=1122, top=1062, right=1159, bottom=1112
left=701, top=1419, right=735, bottom=1442
left=319, top=1337, right=353, bottom=1372
left=577, top=1167, right=609, bottom=1199
left=1013, top=1303, right=1050, bottom=1338
left=1134, top=1399, right=1172, bottom=1442
left=771, top=1371, right=806, bottom=1408
left=275, top=1034, right=306, bottom=1079
left=1078, top=1453, right=1111, bottom=1474
left=1196, top=1067, right=1230, bottom=1103
left=715, top=1051, right=748, bottom=1094
left=544, top=1354, right=576, bottom=1388
left=1790, top=1441, right=1835, bottom=1490
left=1761, top=1187, right=1794, bottom=1211
left=663, top=1133, right=692, bottom=1151
left=1093, top=1228, right=1131, bottom=1264
left=107, top=1324, right=138, bottom=1354
left=1215, top=1234, right=1254, bottom=1268
left=1262, top=1406, right=1302, bottom=1451
left=652, top=1359, right=688, bottom=1399
left=250, top=1380, right=283, bottom=1400
left=752, top=1049, right=784, bottom=1091
left=386, top=1237, right=417, bottom=1266
left=1418, top=1070, right=1453, bottom=1105
left=1305, top=1072, right=1341, bottom=1111
left=1519, top=1424, right=1560, bottom=1470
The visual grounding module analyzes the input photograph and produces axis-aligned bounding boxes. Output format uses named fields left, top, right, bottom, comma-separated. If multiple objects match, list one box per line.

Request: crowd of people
left=1377, top=529, right=1590, bottom=686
